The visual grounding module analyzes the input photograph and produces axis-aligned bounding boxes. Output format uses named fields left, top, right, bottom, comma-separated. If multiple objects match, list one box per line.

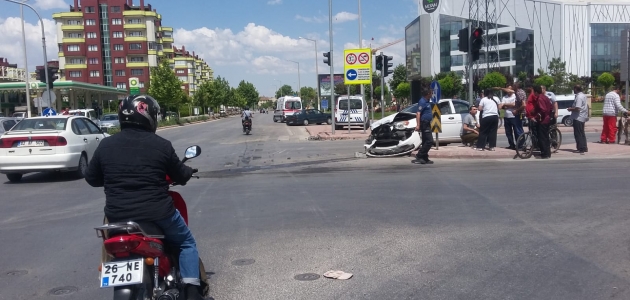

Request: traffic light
left=458, top=27, right=469, bottom=52
left=46, top=67, right=59, bottom=89
left=375, top=54, right=383, bottom=71
left=36, top=68, right=47, bottom=84
left=470, top=27, right=484, bottom=62
left=323, top=51, right=331, bottom=66
left=383, top=55, right=393, bottom=77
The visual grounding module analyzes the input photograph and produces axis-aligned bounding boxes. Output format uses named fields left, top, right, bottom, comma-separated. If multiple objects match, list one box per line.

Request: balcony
left=124, top=23, right=146, bottom=29
left=148, top=50, right=157, bottom=55
left=124, top=36, right=148, bottom=42
left=160, top=26, right=173, bottom=32
left=52, top=12, right=83, bottom=19
left=62, top=37, right=85, bottom=43
left=61, top=24, right=84, bottom=31
left=163, top=48, right=174, bottom=53
left=58, top=52, right=64, bottom=57
left=162, top=37, right=173, bottom=43
left=126, top=62, right=149, bottom=68
left=65, top=63, right=87, bottom=69
left=123, top=10, right=158, bottom=17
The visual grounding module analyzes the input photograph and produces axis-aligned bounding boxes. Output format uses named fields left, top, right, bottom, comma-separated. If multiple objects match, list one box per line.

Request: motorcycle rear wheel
left=112, top=264, right=153, bottom=300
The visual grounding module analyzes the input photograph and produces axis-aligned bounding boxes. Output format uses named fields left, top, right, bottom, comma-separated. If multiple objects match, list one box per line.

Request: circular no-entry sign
left=346, top=53, right=357, bottom=65
left=358, top=53, right=370, bottom=64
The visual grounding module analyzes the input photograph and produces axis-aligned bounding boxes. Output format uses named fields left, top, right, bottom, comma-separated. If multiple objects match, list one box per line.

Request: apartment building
left=171, top=45, right=214, bottom=97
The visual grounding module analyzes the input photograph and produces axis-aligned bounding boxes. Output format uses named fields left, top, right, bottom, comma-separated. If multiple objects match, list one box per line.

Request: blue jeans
left=504, top=117, right=524, bottom=148
left=155, top=210, right=200, bottom=285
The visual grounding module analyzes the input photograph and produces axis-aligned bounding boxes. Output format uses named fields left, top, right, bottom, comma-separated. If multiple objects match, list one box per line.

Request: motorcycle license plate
left=100, top=259, right=144, bottom=288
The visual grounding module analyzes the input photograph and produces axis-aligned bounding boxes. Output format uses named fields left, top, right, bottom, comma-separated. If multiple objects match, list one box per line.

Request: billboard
left=318, top=74, right=345, bottom=97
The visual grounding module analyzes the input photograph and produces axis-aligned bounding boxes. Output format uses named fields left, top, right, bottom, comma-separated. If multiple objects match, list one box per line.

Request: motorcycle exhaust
left=157, top=289, right=179, bottom=300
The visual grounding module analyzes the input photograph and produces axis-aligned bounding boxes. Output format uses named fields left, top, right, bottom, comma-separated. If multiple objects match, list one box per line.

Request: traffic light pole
left=380, top=52, right=385, bottom=119
left=20, top=0, right=32, bottom=118
left=329, top=0, right=335, bottom=135
left=5, top=0, right=53, bottom=115
left=468, top=24, right=474, bottom=105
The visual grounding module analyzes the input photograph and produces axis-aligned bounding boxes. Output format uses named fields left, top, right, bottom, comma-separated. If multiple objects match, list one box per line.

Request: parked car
left=371, top=99, right=471, bottom=144
left=69, top=109, right=100, bottom=125
left=0, top=118, right=19, bottom=135
left=99, top=114, right=120, bottom=130
left=285, top=109, right=332, bottom=126
left=11, top=112, right=26, bottom=121
left=554, top=95, right=575, bottom=127
left=0, top=116, right=107, bottom=182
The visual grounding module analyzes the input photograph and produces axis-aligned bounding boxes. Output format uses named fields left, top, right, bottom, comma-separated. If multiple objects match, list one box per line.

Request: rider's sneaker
left=185, top=284, right=204, bottom=300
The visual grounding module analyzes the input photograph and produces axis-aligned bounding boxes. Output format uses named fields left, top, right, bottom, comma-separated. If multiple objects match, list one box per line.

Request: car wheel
left=76, top=153, right=88, bottom=178
left=6, top=173, right=22, bottom=182
left=273, top=117, right=278, bottom=122
left=303, top=119, right=309, bottom=126
left=327, top=117, right=332, bottom=125
left=563, top=116, right=573, bottom=127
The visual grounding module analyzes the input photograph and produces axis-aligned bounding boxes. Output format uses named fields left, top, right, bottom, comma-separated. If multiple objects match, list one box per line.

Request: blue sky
left=0, top=0, right=418, bottom=97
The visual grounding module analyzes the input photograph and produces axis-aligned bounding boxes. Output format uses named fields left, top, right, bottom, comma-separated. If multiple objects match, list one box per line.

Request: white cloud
left=266, top=0, right=282, bottom=5
left=0, top=17, right=58, bottom=70
left=295, top=14, right=325, bottom=23
left=333, top=12, right=358, bottom=23
left=33, top=0, right=69, bottom=10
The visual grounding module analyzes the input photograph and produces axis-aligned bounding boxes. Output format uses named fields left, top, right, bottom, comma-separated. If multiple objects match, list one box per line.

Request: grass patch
left=591, top=102, right=603, bottom=117
left=107, top=116, right=210, bottom=135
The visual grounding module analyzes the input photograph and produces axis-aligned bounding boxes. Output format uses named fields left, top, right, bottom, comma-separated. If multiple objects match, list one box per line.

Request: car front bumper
left=0, top=152, right=82, bottom=174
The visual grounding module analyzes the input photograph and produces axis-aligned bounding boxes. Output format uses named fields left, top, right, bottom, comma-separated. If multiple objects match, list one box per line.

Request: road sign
left=343, top=48, right=372, bottom=85
left=129, top=77, right=140, bottom=95
left=430, top=80, right=441, bottom=103
left=431, top=103, right=442, bottom=133
left=321, top=99, right=329, bottom=109
left=43, top=107, right=57, bottom=116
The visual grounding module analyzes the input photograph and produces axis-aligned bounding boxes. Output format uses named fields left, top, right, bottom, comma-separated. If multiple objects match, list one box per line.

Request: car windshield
left=401, top=104, right=418, bottom=113
left=101, top=115, right=118, bottom=121
left=285, top=101, right=302, bottom=109
left=11, top=118, right=68, bottom=131
left=338, top=99, right=363, bottom=110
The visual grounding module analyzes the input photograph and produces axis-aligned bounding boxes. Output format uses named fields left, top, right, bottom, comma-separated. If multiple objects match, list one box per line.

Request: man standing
left=461, top=106, right=479, bottom=147
left=541, top=85, right=558, bottom=122
left=568, top=85, right=589, bottom=154
left=412, top=89, right=434, bottom=164
left=600, top=87, right=628, bottom=144
left=499, top=86, right=521, bottom=150
left=526, top=86, right=552, bottom=159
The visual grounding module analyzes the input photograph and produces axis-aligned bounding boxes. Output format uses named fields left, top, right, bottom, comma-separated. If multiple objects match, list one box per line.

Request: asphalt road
left=0, top=115, right=628, bottom=300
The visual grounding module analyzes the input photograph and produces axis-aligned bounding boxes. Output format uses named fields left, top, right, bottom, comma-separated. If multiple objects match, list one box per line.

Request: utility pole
left=329, top=0, right=336, bottom=134
left=380, top=52, right=385, bottom=119
left=20, top=0, right=31, bottom=117
left=468, top=24, right=474, bottom=105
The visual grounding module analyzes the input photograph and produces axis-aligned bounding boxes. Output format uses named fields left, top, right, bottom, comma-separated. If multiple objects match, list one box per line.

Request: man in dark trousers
left=412, top=89, right=434, bottom=164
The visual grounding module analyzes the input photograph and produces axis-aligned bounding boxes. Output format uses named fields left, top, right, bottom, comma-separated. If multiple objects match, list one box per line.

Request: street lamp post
left=358, top=0, right=364, bottom=101
left=286, top=60, right=301, bottom=98
left=328, top=0, right=335, bottom=134
left=19, top=0, right=32, bottom=118
left=4, top=0, right=52, bottom=117
left=299, top=37, right=320, bottom=110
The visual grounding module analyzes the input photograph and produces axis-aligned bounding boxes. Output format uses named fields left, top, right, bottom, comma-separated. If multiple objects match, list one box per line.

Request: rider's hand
left=192, top=168, right=198, bottom=174
left=415, top=125, right=420, bottom=131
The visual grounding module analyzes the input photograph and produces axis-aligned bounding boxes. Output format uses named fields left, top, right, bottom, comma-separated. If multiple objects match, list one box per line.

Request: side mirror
left=184, top=145, right=201, bottom=160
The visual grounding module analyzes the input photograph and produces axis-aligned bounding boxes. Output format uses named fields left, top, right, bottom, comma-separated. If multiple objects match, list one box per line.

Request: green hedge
left=106, top=116, right=210, bottom=135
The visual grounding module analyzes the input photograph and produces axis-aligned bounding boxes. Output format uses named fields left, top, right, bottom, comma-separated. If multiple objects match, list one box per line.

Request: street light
left=299, top=37, right=320, bottom=110
left=286, top=60, right=301, bottom=98
left=19, top=0, right=32, bottom=118
left=5, top=0, right=52, bottom=116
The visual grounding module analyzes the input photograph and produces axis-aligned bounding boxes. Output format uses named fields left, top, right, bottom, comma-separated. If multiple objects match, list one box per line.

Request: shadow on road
left=2, top=172, right=82, bottom=185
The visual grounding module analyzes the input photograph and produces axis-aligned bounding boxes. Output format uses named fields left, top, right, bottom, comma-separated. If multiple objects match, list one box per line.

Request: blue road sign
left=430, top=81, right=441, bottom=103
left=321, top=99, right=329, bottom=109
left=346, top=69, right=358, bottom=81
left=43, top=107, right=57, bottom=116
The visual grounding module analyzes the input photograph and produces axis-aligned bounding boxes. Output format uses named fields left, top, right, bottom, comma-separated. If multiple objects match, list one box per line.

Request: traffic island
left=305, top=125, right=370, bottom=141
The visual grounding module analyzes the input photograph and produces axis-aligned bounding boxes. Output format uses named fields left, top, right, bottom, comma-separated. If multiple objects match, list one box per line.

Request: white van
left=334, top=95, right=369, bottom=130
left=273, top=96, right=302, bottom=122
left=554, top=95, right=575, bottom=127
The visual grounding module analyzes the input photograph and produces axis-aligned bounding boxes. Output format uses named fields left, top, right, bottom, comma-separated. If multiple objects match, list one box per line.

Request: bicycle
left=515, top=120, right=561, bottom=159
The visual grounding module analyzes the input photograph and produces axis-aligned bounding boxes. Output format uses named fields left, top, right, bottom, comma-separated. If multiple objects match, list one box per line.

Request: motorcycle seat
left=106, top=221, right=165, bottom=238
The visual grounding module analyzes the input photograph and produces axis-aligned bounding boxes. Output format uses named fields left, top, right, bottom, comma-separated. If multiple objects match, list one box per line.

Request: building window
left=127, top=18, right=142, bottom=24
left=148, top=42, right=157, bottom=50
left=114, top=44, right=123, bottom=51
left=85, top=6, right=95, bottom=13
left=88, top=58, right=99, bottom=64
left=66, top=19, right=82, bottom=25
left=111, top=6, right=121, bottom=12
left=178, top=76, right=187, bottom=82
left=116, top=83, right=127, bottom=89
left=130, top=69, right=144, bottom=76
left=90, top=71, right=100, bottom=77
left=128, top=56, right=145, bottom=62
left=115, top=70, right=125, bottom=76
left=176, top=69, right=185, bottom=74
left=129, top=43, right=142, bottom=50
left=127, top=31, right=144, bottom=37
left=163, top=31, right=172, bottom=38
left=174, top=60, right=186, bottom=66
left=88, top=45, right=98, bottom=51
left=69, top=71, right=82, bottom=77
left=112, top=18, right=122, bottom=25
left=113, top=31, right=123, bottom=38
left=139, top=82, right=145, bottom=88
left=85, top=19, right=95, bottom=25
left=87, top=32, right=97, bottom=39
left=67, top=45, right=80, bottom=51
left=114, top=57, right=125, bottom=63
left=68, top=58, right=84, bottom=64
left=67, top=32, right=83, bottom=38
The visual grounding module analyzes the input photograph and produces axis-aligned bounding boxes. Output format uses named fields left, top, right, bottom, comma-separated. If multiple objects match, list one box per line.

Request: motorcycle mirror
left=184, top=145, right=202, bottom=159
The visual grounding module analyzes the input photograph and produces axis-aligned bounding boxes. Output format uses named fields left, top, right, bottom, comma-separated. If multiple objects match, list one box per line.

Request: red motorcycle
left=94, top=145, right=209, bottom=300
left=243, top=117, right=252, bottom=135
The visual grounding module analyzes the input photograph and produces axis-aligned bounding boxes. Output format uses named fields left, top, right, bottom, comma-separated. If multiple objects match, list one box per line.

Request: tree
left=434, top=72, right=463, bottom=98
left=534, top=75, right=554, bottom=88
left=388, top=64, right=408, bottom=92
left=547, top=57, right=570, bottom=94
left=236, top=80, right=259, bottom=108
left=517, top=71, right=528, bottom=83
left=299, top=86, right=317, bottom=108
left=394, top=82, right=411, bottom=105
left=373, top=85, right=389, bottom=100
left=275, top=85, right=294, bottom=98
left=597, top=72, right=615, bottom=91
left=334, top=83, right=359, bottom=95
left=478, top=71, right=507, bottom=91
left=438, top=76, right=455, bottom=98
left=147, top=60, right=186, bottom=111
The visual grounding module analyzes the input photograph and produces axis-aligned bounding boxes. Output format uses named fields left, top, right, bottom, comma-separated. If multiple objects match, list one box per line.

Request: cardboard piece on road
left=431, top=104, right=442, bottom=133
left=323, top=270, right=353, bottom=280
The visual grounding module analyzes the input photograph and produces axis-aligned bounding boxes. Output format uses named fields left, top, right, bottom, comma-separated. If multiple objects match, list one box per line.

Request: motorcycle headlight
left=393, top=121, right=409, bottom=130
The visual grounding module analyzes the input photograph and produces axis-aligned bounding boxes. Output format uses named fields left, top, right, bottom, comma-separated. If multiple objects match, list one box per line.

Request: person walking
left=498, top=86, right=521, bottom=150
left=568, top=85, right=589, bottom=154
left=475, top=89, right=500, bottom=151
left=412, top=89, right=434, bottom=164
left=600, top=87, right=628, bottom=144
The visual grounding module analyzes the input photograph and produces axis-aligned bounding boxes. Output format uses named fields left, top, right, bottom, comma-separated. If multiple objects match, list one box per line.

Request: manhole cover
left=48, top=286, right=78, bottom=296
left=231, top=259, right=255, bottom=266
left=6, top=270, right=28, bottom=276
left=294, top=273, right=320, bottom=281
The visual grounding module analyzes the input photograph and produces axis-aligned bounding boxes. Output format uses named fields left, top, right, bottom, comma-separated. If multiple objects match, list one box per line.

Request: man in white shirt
left=499, top=86, right=521, bottom=150
left=475, top=89, right=500, bottom=151
left=600, top=87, right=628, bottom=143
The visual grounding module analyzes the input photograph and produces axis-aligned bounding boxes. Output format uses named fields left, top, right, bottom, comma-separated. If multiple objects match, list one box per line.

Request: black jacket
left=85, top=127, right=194, bottom=222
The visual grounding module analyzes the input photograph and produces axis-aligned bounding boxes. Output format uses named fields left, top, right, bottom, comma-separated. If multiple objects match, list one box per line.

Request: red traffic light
left=473, top=28, right=484, bottom=38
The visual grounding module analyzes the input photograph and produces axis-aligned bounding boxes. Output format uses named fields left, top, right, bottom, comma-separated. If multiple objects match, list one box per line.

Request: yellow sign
left=343, top=48, right=372, bottom=85
left=431, top=104, right=442, bottom=133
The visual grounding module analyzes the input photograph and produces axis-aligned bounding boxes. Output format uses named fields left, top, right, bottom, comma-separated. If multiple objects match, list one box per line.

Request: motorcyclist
left=85, top=95, right=205, bottom=300
left=241, top=106, right=253, bottom=131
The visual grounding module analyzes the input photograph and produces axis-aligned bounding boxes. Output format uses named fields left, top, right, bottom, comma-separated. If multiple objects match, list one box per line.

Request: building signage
left=422, top=0, right=439, bottom=14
